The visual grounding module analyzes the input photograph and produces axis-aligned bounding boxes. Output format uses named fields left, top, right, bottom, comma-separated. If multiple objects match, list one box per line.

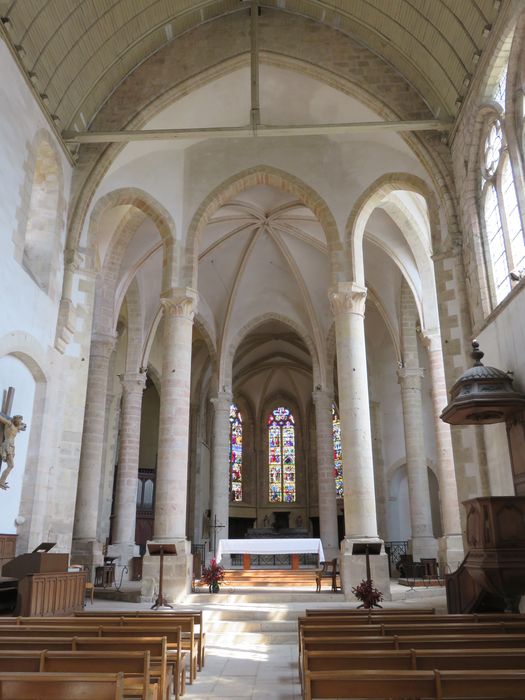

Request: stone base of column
left=107, top=542, right=140, bottom=583
left=340, top=538, right=392, bottom=602
left=410, top=536, right=438, bottom=562
left=71, top=539, right=104, bottom=582
left=438, top=534, right=465, bottom=574
left=140, top=539, right=192, bottom=604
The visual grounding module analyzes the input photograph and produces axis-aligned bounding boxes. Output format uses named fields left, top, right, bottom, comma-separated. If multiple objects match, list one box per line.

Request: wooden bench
left=75, top=609, right=207, bottom=670
left=303, top=668, right=525, bottom=700
left=0, top=634, right=182, bottom=700
left=0, top=671, right=126, bottom=699
left=0, top=618, right=197, bottom=684
left=305, top=606, right=436, bottom=616
left=300, top=612, right=525, bottom=626
left=304, top=646, right=525, bottom=672
left=0, top=650, right=156, bottom=700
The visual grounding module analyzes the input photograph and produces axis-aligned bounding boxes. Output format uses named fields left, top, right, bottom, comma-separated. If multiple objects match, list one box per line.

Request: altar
left=216, top=538, right=325, bottom=569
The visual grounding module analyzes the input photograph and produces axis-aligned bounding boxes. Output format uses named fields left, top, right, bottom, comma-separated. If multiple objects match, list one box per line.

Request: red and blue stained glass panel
left=229, top=404, right=242, bottom=501
left=268, top=407, right=296, bottom=502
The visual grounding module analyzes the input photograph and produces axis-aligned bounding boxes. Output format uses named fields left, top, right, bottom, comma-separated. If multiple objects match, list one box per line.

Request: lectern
left=147, top=543, right=177, bottom=609
left=352, top=542, right=383, bottom=609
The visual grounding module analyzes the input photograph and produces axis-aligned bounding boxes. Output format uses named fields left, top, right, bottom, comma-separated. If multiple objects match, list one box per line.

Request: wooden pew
left=0, top=650, right=156, bottom=700
left=303, top=668, right=525, bottom=700
left=302, top=612, right=523, bottom=624
left=301, top=633, right=525, bottom=652
left=75, top=609, right=207, bottom=670
left=304, top=647, right=525, bottom=672
left=0, top=671, right=126, bottom=699
left=0, top=636, right=181, bottom=700
left=0, top=619, right=197, bottom=684
left=305, top=607, right=436, bottom=616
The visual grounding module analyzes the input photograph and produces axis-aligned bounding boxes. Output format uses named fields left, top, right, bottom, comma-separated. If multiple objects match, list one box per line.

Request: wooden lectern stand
left=147, top=543, right=177, bottom=610
left=352, top=542, right=383, bottom=609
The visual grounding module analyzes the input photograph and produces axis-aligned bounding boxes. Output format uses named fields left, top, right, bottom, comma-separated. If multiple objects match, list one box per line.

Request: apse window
left=268, top=406, right=296, bottom=503
left=229, top=403, right=243, bottom=501
left=332, top=404, right=344, bottom=498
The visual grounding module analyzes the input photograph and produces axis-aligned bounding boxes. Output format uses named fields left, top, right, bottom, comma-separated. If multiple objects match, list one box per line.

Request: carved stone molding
left=420, top=329, right=442, bottom=353
left=161, top=287, right=198, bottom=321
left=328, top=282, right=367, bottom=317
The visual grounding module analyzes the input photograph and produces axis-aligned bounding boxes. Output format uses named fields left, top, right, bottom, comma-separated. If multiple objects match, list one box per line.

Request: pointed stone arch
left=346, top=172, right=443, bottom=288
left=223, top=312, right=321, bottom=390
left=87, top=187, right=177, bottom=292
left=183, top=165, right=343, bottom=289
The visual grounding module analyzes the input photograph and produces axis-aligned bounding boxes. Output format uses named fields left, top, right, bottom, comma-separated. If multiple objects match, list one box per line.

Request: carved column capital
left=420, top=329, right=442, bottom=354
left=90, top=332, right=118, bottom=359
left=397, top=366, right=425, bottom=389
left=210, top=389, right=233, bottom=412
left=161, top=287, right=198, bottom=321
left=328, top=282, right=367, bottom=317
left=312, top=388, right=334, bottom=408
left=120, top=371, right=147, bottom=393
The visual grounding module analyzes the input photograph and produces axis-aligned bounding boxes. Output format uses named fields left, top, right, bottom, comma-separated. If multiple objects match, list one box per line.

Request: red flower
left=351, top=578, right=383, bottom=609
left=201, top=558, right=226, bottom=586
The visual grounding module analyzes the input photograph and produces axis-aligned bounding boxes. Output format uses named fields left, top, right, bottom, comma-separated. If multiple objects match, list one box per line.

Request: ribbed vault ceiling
left=0, top=0, right=502, bottom=133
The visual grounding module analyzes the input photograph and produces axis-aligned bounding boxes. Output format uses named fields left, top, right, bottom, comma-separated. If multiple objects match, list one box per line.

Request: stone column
left=210, top=390, right=232, bottom=558
left=397, top=367, right=438, bottom=560
left=329, top=282, right=391, bottom=600
left=423, top=332, right=464, bottom=569
left=312, top=389, right=339, bottom=560
left=370, top=401, right=388, bottom=539
left=72, top=331, right=117, bottom=575
left=110, top=372, right=146, bottom=575
left=140, top=288, right=198, bottom=604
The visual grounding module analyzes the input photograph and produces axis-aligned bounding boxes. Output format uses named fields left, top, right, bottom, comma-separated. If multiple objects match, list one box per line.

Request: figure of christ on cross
left=0, top=386, right=26, bottom=491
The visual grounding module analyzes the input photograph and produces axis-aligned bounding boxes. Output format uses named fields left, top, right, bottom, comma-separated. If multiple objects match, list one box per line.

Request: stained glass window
left=268, top=406, right=296, bottom=503
left=332, top=404, right=344, bottom=498
left=229, top=404, right=242, bottom=502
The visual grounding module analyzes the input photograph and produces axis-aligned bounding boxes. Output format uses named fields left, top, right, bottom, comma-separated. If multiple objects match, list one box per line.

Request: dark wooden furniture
left=446, top=496, right=525, bottom=612
left=15, top=572, right=87, bottom=616
left=315, top=559, right=338, bottom=592
left=147, top=543, right=176, bottom=610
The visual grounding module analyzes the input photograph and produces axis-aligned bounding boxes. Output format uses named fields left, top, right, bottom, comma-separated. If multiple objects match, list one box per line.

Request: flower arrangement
left=201, top=558, right=225, bottom=593
left=352, top=578, right=383, bottom=609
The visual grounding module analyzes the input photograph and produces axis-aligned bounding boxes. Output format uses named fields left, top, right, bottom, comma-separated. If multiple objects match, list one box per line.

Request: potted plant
left=201, top=558, right=225, bottom=593
left=352, top=578, right=383, bottom=609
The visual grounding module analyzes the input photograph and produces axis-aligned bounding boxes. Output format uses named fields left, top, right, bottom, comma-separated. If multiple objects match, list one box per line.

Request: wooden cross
left=210, top=514, right=225, bottom=557
left=0, top=386, right=15, bottom=446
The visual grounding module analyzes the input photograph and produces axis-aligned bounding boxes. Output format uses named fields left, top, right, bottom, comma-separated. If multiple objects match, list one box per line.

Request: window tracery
left=268, top=406, right=296, bottom=503
left=229, top=403, right=242, bottom=502
left=480, top=74, right=524, bottom=306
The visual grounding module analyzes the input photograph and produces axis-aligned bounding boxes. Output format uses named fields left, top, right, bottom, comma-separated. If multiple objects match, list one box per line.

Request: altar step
left=194, top=568, right=319, bottom=590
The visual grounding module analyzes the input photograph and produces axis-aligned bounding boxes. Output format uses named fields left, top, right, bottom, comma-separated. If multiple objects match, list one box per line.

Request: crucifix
left=210, top=514, right=225, bottom=557
left=0, top=386, right=27, bottom=491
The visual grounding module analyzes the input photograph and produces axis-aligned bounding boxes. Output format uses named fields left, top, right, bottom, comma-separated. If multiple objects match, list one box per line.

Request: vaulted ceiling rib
left=0, top=0, right=502, bottom=134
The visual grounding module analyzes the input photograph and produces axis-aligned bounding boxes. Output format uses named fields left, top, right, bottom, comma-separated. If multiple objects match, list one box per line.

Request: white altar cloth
left=216, top=538, right=325, bottom=563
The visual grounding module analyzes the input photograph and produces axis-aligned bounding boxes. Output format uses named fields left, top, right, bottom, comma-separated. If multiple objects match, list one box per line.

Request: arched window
left=268, top=406, right=296, bottom=503
left=332, top=404, right=343, bottom=498
left=229, top=403, right=242, bottom=502
left=480, top=65, right=525, bottom=306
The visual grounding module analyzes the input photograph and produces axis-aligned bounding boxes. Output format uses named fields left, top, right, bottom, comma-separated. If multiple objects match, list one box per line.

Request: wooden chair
left=315, top=559, right=338, bottom=592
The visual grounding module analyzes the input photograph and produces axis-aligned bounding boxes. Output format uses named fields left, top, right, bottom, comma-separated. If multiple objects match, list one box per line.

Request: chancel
left=1, top=1, right=525, bottom=685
